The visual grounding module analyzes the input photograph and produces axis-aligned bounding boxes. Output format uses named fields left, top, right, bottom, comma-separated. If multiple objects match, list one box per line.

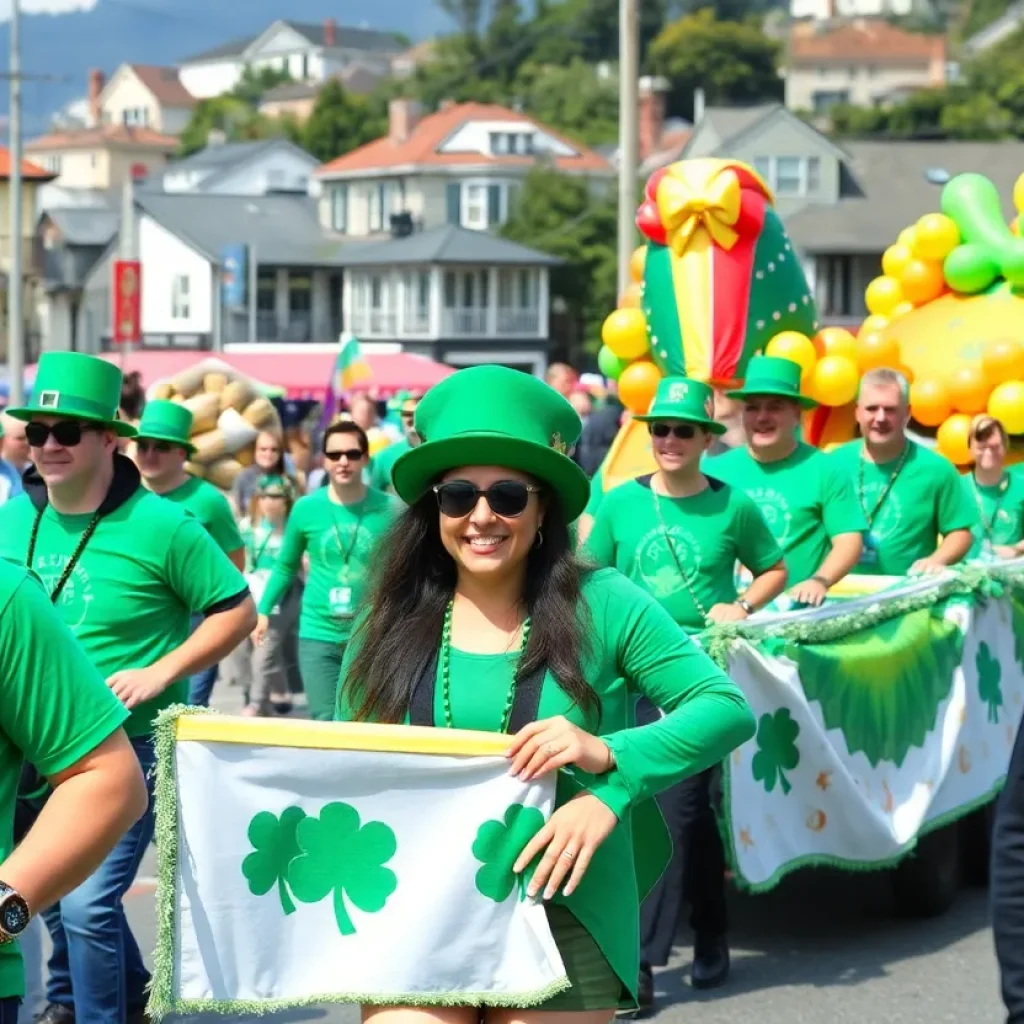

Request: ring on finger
left=560, top=848, right=577, bottom=862
left=544, top=742, right=559, bottom=757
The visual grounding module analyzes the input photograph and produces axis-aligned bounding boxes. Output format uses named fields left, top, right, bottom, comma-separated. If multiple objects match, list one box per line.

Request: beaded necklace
left=26, top=504, right=103, bottom=604
left=858, top=441, right=910, bottom=527
left=440, top=599, right=532, bottom=731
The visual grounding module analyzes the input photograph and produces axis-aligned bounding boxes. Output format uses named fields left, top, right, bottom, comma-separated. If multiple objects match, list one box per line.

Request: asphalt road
left=118, top=681, right=1007, bottom=1024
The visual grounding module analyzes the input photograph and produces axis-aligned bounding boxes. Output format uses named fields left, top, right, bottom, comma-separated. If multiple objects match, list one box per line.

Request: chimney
left=388, top=98, right=422, bottom=143
left=324, top=17, right=336, bottom=47
left=693, top=87, right=706, bottom=126
left=638, top=76, right=669, bottom=161
left=88, top=68, right=105, bottom=127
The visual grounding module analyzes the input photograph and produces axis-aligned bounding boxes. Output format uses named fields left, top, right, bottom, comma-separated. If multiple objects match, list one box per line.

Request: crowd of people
left=2, top=347, right=1024, bottom=1024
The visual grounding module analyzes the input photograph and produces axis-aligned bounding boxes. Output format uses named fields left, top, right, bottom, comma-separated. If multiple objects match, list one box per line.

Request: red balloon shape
left=636, top=199, right=667, bottom=246
left=645, top=167, right=668, bottom=203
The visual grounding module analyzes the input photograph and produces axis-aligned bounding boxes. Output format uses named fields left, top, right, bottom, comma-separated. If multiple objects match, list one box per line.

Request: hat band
left=743, top=380, right=799, bottom=395
left=138, top=422, right=188, bottom=442
left=31, top=390, right=116, bottom=420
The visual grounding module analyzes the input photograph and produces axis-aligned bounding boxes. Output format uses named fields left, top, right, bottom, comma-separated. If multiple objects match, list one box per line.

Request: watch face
left=1, top=897, right=29, bottom=935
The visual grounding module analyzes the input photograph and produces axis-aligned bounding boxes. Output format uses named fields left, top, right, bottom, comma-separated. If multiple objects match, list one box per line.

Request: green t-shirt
left=0, top=489, right=249, bottom=736
left=258, top=486, right=399, bottom=643
left=707, top=442, right=867, bottom=585
left=369, top=438, right=411, bottom=495
left=582, top=465, right=607, bottom=520
left=0, top=559, right=129, bottom=998
left=337, top=567, right=755, bottom=1005
left=830, top=440, right=977, bottom=575
left=961, top=471, right=1024, bottom=560
left=161, top=475, right=243, bottom=555
left=238, top=515, right=288, bottom=613
left=584, top=475, right=782, bottom=631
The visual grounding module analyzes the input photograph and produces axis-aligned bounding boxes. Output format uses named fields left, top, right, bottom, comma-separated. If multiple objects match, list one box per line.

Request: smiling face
left=741, top=396, right=801, bottom=453
left=254, top=432, right=283, bottom=471
left=437, top=465, right=544, bottom=584
left=650, top=419, right=709, bottom=475
left=28, top=415, right=116, bottom=490
left=971, top=422, right=1007, bottom=473
left=325, top=427, right=368, bottom=487
left=856, top=381, right=908, bottom=448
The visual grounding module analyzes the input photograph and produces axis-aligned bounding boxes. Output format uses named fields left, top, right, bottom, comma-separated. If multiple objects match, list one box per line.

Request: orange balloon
left=899, top=259, right=945, bottom=305
left=947, top=363, right=991, bottom=414
left=814, top=326, right=858, bottom=361
left=909, top=377, right=951, bottom=427
left=619, top=282, right=642, bottom=309
left=936, top=413, right=974, bottom=466
left=981, top=337, right=1024, bottom=385
left=895, top=363, right=915, bottom=385
left=618, top=359, right=662, bottom=416
left=629, top=245, right=647, bottom=283
left=855, top=331, right=900, bottom=372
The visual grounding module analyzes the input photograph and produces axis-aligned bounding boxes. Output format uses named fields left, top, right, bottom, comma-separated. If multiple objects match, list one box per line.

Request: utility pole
left=7, top=0, right=22, bottom=404
left=617, top=0, right=639, bottom=298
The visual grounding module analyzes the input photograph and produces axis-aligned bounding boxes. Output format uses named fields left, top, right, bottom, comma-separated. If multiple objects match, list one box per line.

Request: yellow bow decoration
left=656, top=169, right=742, bottom=257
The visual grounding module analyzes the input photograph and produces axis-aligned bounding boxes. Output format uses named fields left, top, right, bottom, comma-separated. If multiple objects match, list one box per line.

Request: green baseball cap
left=725, top=355, right=817, bottom=410
left=136, top=399, right=196, bottom=455
left=632, top=377, right=725, bottom=435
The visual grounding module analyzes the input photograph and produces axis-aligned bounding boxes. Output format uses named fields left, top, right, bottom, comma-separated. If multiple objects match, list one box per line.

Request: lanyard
left=26, top=504, right=103, bottom=604
left=652, top=490, right=710, bottom=626
left=248, top=522, right=279, bottom=569
left=971, top=473, right=1009, bottom=541
left=331, top=500, right=366, bottom=567
left=858, top=442, right=910, bottom=528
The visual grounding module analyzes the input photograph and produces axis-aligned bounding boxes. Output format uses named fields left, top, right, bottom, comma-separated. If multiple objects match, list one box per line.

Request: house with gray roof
left=162, top=138, right=320, bottom=196
left=178, top=18, right=405, bottom=102
left=678, top=102, right=1024, bottom=327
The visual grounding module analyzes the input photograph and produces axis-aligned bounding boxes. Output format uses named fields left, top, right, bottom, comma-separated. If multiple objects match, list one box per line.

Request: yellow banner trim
left=175, top=716, right=510, bottom=757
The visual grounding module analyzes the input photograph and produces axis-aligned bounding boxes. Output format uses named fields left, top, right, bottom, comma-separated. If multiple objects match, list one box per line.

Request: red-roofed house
left=315, top=100, right=614, bottom=236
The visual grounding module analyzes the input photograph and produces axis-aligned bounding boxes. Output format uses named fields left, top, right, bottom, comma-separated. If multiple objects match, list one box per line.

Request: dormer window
left=488, top=131, right=536, bottom=157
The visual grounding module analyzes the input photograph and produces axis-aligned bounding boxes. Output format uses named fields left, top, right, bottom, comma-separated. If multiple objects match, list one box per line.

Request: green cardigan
left=336, top=567, right=755, bottom=1005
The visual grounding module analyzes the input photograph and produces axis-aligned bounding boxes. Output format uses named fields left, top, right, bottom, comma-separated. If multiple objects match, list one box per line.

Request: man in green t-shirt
left=0, top=559, right=148, bottom=1020
left=830, top=368, right=976, bottom=575
left=0, top=352, right=256, bottom=1024
left=134, top=399, right=246, bottom=707
left=964, top=416, right=1024, bottom=561
left=709, top=355, right=867, bottom=607
left=369, top=393, right=421, bottom=496
left=254, top=419, right=400, bottom=721
left=586, top=377, right=786, bottom=1005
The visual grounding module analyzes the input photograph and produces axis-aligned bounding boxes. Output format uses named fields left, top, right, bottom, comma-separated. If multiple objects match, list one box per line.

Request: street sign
left=113, top=259, right=141, bottom=344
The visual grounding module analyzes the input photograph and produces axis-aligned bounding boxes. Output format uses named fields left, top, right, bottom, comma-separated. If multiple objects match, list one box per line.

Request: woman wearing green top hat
left=335, top=365, right=756, bottom=1017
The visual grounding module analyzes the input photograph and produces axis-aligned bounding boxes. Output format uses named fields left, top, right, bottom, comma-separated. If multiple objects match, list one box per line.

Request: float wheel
left=890, top=823, right=961, bottom=917
left=959, top=799, right=997, bottom=887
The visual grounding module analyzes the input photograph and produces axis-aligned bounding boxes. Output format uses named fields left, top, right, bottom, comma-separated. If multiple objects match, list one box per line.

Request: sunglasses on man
left=136, top=439, right=178, bottom=455
left=649, top=422, right=699, bottom=440
left=433, top=480, right=542, bottom=519
left=26, top=420, right=104, bottom=448
left=323, top=448, right=367, bottom=462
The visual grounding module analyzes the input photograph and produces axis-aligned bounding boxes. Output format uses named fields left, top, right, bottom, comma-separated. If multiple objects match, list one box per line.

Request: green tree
left=472, top=804, right=545, bottom=902
left=177, top=96, right=264, bottom=156
left=513, top=59, right=619, bottom=146
left=301, top=80, right=388, bottom=164
left=649, top=9, right=783, bottom=121
left=484, top=0, right=528, bottom=89
left=437, top=0, right=486, bottom=41
left=241, top=806, right=306, bottom=914
left=232, top=64, right=294, bottom=105
left=500, top=166, right=618, bottom=361
left=751, top=709, right=800, bottom=795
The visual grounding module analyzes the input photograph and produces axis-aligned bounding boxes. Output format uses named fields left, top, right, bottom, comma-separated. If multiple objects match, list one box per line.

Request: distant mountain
left=0, top=0, right=450, bottom=139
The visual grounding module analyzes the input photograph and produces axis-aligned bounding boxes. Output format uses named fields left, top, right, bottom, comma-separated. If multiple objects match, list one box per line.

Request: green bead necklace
left=440, top=599, right=532, bottom=732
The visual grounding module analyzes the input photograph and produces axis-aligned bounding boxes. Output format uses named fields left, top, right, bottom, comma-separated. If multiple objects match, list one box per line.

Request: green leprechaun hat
left=7, top=352, right=136, bottom=437
left=726, top=355, right=818, bottom=409
left=392, top=365, right=590, bottom=520
left=632, top=376, right=726, bottom=434
left=136, top=399, right=197, bottom=455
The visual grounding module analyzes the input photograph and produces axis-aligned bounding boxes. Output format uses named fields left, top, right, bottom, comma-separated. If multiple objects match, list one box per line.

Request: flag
left=149, top=710, right=568, bottom=1019
left=319, top=332, right=374, bottom=429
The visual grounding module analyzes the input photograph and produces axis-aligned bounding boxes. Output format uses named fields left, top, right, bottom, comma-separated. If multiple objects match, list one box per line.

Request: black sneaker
left=616, top=962, right=654, bottom=1019
left=691, top=934, right=730, bottom=989
left=34, top=1005, right=74, bottom=1024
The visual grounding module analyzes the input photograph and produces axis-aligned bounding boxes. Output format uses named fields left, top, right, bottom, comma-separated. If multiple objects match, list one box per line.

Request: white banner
left=152, top=717, right=568, bottom=1017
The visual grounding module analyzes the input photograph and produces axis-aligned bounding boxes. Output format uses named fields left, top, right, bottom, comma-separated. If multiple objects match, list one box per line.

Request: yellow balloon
left=766, top=331, right=818, bottom=375
left=898, top=226, right=918, bottom=250
left=890, top=301, right=915, bottom=319
left=989, top=379, right=1024, bottom=435
left=913, top=213, right=960, bottom=262
left=629, top=245, right=647, bottom=283
left=936, top=413, right=974, bottom=466
left=601, top=308, right=650, bottom=361
left=859, top=314, right=890, bottom=337
left=881, top=243, right=913, bottom=279
left=810, top=355, right=860, bottom=407
left=865, top=276, right=904, bottom=317
left=1015, top=172, right=1024, bottom=215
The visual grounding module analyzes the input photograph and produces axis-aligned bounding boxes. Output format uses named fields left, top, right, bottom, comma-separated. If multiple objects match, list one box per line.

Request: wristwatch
left=736, top=598, right=755, bottom=615
left=0, top=883, right=30, bottom=944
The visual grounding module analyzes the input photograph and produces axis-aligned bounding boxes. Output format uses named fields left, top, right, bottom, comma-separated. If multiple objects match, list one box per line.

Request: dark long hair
left=344, top=485, right=596, bottom=724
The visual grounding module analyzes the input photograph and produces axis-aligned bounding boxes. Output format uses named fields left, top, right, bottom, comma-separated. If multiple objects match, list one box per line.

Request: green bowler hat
left=725, top=355, right=817, bottom=410
left=392, top=365, right=590, bottom=521
left=136, top=399, right=196, bottom=455
left=8, top=352, right=136, bottom=437
left=632, top=376, right=726, bottom=435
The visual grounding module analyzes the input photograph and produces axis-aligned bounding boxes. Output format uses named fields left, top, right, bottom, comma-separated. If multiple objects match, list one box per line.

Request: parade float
left=592, top=157, right=1024, bottom=915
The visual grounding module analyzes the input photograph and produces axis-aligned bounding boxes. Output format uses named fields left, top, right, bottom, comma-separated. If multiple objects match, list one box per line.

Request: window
left=457, top=180, right=512, bottom=230
left=301, top=54, right=309, bottom=80
left=171, top=275, right=190, bottom=320
left=753, top=156, right=823, bottom=198
left=368, top=181, right=401, bottom=232
left=331, top=185, right=348, bottom=232
left=42, top=155, right=61, bottom=174
left=774, top=157, right=802, bottom=196
left=464, top=184, right=488, bottom=230
left=518, top=270, right=534, bottom=309
left=122, top=107, right=149, bottom=127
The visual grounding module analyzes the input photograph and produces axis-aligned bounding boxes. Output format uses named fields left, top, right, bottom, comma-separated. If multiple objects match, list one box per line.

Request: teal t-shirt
left=0, top=558, right=130, bottom=999
left=830, top=440, right=978, bottom=575
left=585, top=475, right=782, bottom=631
left=162, top=475, right=243, bottom=555
left=707, top=442, right=867, bottom=585
left=369, top=438, right=411, bottom=495
left=961, top=471, right=1024, bottom=560
left=259, top=486, right=400, bottom=643
left=0, top=487, right=248, bottom=736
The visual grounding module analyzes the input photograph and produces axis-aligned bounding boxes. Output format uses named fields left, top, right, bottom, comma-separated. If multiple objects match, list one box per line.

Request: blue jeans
left=0, top=998, right=20, bottom=1024
left=42, top=736, right=156, bottom=1022
left=187, top=613, right=218, bottom=706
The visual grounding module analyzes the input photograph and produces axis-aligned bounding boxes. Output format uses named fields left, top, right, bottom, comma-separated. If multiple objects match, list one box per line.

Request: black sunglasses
left=433, top=480, right=542, bottom=519
left=324, top=448, right=366, bottom=462
left=136, top=439, right=175, bottom=454
left=26, top=420, right=103, bottom=448
left=649, top=422, right=698, bottom=440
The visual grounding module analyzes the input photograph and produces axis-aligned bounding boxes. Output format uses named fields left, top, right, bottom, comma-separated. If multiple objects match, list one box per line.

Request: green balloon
left=597, top=345, right=630, bottom=380
left=944, top=244, right=999, bottom=294
left=941, top=173, right=1012, bottom=250
left=1001, top=241, right=1024, bottom=286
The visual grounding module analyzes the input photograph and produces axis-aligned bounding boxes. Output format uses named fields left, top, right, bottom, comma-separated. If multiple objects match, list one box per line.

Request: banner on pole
left=150, top=713, right=568, bottom=1019
left=112, top=260, right=141, bottom=345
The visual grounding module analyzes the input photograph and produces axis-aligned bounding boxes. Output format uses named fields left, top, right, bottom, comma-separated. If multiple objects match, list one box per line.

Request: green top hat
left=632, top=377, right=726, bottom=435
left=392, top=365, right=590, bottom=521
left=136, top=399, right=196, bottom=455
left=257, top=473, right=293, bottom=497
left=725, top=355, right=817, bottom=409
left=7, top=352, right=137, bottom=437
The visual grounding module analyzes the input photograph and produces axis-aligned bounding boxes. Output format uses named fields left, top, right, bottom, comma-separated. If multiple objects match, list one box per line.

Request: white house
left=162, top=138, right=321, bottom=196
left=178, top=18, right=404, bottom=101
left=99, top=64, right=196, bottom=136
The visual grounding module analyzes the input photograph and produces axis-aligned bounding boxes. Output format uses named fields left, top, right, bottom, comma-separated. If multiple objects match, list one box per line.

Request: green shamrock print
left=472, top=804, right=546, bottom=902
left=287, top=801, right=398, bottom=936
left=977, top=641, right=1004, bottom=724
left=751, top=708, right=800, bottom=795
left=649, top=566, right=679, bottom=599
left=241, top=806, right=307, bottom=915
